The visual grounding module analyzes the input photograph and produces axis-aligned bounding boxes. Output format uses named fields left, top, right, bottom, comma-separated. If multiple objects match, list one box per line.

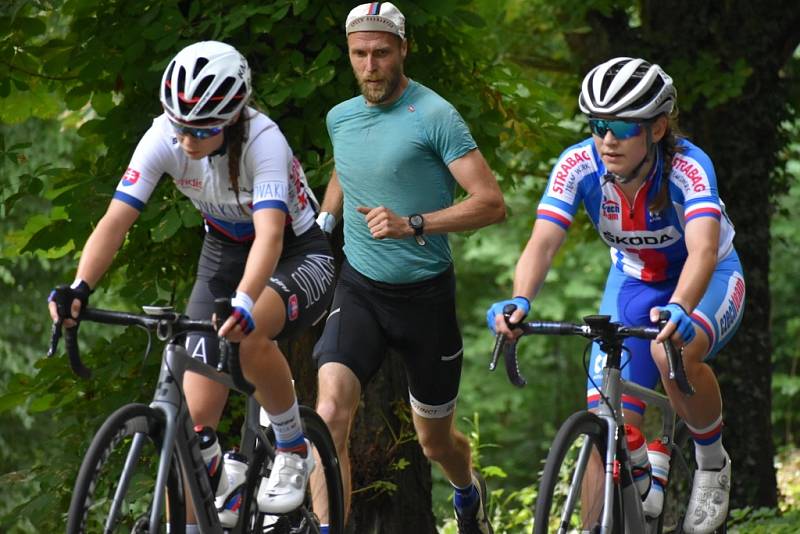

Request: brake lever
left=47, top=285, right=91, bottom=378
left=658, top=310, right=695, bottom=396
left=489, top=333, right=504, bottom=371
left=488, top=304, right=527, bottom=388
left=213, top=298, right=255, bottom=395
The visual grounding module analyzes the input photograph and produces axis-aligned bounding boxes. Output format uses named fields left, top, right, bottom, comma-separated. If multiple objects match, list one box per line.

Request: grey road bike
left=48, top=288, right=344, bottom=533
left=491, top=309, right=720, bottom=534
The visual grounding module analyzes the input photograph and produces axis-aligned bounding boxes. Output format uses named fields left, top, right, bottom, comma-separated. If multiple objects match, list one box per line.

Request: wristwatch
left=408, top=214, right=424, bottom=236
left=408, top=213, right=426, bottom=246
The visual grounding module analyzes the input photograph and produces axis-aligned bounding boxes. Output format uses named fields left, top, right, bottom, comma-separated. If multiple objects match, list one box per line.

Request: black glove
left=48, top=279, right=92, bottom=321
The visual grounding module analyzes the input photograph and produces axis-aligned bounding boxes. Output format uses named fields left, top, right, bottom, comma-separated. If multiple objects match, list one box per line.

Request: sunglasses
left=588, top=118, right=645, bottom=140
left=170, top=121, right=224, bottom=140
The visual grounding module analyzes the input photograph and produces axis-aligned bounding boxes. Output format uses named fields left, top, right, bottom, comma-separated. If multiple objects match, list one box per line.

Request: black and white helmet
left=160, top=41, right=251, bottom=126
left=578, top=57, right=676, bottom=119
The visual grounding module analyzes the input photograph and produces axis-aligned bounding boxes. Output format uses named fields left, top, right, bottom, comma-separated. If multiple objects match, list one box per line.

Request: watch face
left=409, top=214, right=423, bottom=228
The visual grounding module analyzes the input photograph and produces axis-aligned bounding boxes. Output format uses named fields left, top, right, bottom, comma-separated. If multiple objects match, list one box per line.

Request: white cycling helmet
left=160, top=41, right=251, bottom=127
left=578, top=57, right=676, bottom=119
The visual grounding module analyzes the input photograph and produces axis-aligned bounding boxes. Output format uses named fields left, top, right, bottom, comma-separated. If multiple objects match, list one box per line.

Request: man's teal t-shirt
left=326, top=79, right=477, bottom=283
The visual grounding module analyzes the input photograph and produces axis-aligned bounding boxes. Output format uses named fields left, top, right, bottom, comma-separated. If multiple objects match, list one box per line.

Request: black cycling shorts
left=185, top=225, right=335, bottom=367
left=313, top=259, right=463, bottom=418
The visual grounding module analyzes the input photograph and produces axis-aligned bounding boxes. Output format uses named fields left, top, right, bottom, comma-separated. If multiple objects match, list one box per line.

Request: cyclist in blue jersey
left=488, top=57, right=745, bottom=534
left=47, top=41, right=335, bottom=531
left=310, top=4, right=505, bottom=533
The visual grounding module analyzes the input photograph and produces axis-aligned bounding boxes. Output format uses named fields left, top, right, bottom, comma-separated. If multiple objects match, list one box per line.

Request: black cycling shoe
left=454, top=469, right=493, bottom=534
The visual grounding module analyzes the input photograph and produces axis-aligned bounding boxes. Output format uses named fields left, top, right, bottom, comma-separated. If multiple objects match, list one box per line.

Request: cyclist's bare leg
left=184, top=287, right=295, bottom=523
left=412, top=411, right=471, bottom=488
left=239, top=286, right=296, bottom=414
left=651, top=329, right=722, bottom=432
left=313, top=362, right=362, bottom=524
left=582, top=447, right=605, bottom=528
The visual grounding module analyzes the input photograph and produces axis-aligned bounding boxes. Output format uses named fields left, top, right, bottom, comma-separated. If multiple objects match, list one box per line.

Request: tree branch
left=0, top=59, right=79, bottom=81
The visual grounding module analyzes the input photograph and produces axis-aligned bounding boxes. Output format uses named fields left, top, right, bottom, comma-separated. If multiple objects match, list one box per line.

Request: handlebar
left=47, top=290, right=254, bottom=394
left=490, top=308, right=694, bottom=396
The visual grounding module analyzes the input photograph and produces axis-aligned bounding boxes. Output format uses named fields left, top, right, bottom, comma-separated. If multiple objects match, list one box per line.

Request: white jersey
left=113, top=107, right=317, bottom=241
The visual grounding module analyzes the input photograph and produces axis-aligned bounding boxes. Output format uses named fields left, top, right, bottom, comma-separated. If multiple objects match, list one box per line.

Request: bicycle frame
left=494, top=314, right=691, bottom=534
left=590, top=361, right=679, bottom=534
left=116, top=341, right=272, bottom=533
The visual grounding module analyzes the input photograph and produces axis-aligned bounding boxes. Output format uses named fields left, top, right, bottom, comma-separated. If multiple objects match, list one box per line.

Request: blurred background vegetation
left=1, top=0, right=798, bottom=532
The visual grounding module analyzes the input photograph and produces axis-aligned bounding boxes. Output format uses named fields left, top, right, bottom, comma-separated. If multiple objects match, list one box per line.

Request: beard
left=355, top=65, right=403, bottom=104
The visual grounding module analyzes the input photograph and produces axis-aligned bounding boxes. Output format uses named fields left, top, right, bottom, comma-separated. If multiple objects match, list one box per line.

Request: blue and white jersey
left=113, top=107, right=317, bottom=241
left=536, top=137, right=735, bottom=281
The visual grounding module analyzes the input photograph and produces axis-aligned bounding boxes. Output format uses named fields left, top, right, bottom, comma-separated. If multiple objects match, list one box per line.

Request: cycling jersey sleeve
left=670, top=144, right=722, bottom=223
left=245, top=125, right=292, bottom=214
left=536, top=141, right=595, bottom=230
left=112, top=120, right=175, bottom=211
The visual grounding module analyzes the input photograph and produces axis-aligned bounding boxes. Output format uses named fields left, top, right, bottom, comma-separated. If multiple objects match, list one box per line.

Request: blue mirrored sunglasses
left=588, top=118, right=644, bottom=140
left=170, top=121, right=224, bottom=140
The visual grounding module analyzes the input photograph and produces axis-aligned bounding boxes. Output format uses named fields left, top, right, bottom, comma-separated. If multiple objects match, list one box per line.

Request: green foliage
left=0, top=1, right=561, bottom=530
left=665, top=54, right=753, bottom=110
left=2, top=0, right=799, bottom=530
left=770, top=120, right=800, bottom=446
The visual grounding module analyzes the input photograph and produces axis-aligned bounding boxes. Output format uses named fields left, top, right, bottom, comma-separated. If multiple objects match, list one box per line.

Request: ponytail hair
left=225, top=109, right=250, bottom=214
left=648, top=114, right=685, bottom=214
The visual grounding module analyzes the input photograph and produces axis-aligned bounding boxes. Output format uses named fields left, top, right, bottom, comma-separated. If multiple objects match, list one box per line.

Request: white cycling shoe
left=683, top=453, right=731, bottom=534
left=257, top=441, right=315, bottom=514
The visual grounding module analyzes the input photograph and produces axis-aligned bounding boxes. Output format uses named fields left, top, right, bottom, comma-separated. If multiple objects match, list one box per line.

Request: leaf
left=28, top=393, right=57, bottom=412
left=291, top=78, right=315, bottom=99
left=310, top=43, right=341, bottom=70
left=292, top=0, right=310, bottom=15
left=151, top=207, right=183, bottom=242
left=64, top=86, right=90, bottom=111
left=455, top=9, right=487, bottom=28
left=0, top=391, right=28, bottom=413
left=91, top=91, right=114, bottom=116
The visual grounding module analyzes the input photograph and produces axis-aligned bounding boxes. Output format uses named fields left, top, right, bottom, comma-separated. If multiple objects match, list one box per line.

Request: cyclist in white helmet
left=488, top=57, right=743, bottom=534
left=48, top=41, right=335, bottom=530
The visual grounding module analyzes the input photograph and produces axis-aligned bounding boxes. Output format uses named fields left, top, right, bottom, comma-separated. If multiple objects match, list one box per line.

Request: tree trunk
left=563, top=0, right=800, bottom=508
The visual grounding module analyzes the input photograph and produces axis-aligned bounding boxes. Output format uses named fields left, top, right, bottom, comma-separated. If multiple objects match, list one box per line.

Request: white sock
left=687, top=415, right=726, bottom=470
left=267, top=398, right=305, bottom=452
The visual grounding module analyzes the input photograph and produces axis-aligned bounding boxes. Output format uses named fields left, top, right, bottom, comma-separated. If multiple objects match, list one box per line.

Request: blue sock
left=320, top=525, right=329, bottom=534
left=453, top=481, right=478, bottom=510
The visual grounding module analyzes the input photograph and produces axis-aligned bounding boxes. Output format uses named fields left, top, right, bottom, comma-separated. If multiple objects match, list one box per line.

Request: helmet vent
left=194, top=75, right=215, bottom=102
left=193, top=57, right=209, bottom=78
left=177, top=67, right=193, bottom=114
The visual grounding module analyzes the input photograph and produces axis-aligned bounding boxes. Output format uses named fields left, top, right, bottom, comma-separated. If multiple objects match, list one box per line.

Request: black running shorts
left=313, top=259, right=463, bottom=418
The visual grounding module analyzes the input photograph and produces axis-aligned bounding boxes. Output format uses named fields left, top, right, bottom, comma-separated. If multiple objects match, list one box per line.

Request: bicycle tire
left=533, top=410, right=622, bottom=534
left=658, top=420, right=693, bottom=533
left=240, top=405, right=345, bottom=534
left=66, top=403, right=185, bottom=534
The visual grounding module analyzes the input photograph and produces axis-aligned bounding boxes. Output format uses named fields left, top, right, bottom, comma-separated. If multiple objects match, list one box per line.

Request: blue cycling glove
left=486, top=296, right=531, bottom=333
left=657, top=302, right=695, bottom=344
left=231, top=291, right=256, bottom=335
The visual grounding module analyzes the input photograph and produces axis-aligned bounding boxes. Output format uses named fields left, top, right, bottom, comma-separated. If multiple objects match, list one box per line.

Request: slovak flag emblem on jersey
left=288, top=294, right=299, bottom=321
left=121, top=167, right=141, bottom=186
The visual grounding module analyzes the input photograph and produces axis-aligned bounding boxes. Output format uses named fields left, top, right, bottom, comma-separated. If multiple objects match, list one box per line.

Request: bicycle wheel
left=658, top=421, right=694, bottom=533
left=241, top=406, right=344, bottom=534
left=67, top=403, right=185, bottom=533
left=533, top=410, right=621, bottom=534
